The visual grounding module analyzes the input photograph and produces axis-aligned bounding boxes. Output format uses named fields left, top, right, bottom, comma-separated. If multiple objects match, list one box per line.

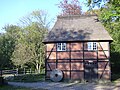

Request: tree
left=11, top=10, right=48, bottom=73
left=0, top=25, right=21, bottom=69
left=87, top=0, right=120, bottom=52
left=91, top=1, right=120, bottom=52
left=87, top=0, right=120, bottom=6
left=24, top=22, right=47, bottom=73
left=11, top=43, right=34, bottom=68
left=58, top=0, right=82, bottom=15
left=87, top=0, right=120, bottom=74
left=87, top=0, right=120, bottom=20
left=19, top=10, right=50, bottom=29
left=84, top=9, right=100, bottom=15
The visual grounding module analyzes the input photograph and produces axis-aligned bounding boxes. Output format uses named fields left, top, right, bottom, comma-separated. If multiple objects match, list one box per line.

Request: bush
left=8, top=74, right=45, bottom=82
left=0, top=77, right=7, bottom=85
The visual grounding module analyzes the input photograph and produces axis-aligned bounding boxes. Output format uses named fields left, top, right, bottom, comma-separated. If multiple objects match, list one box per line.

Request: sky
left=0, top=0, right=89, bottom=33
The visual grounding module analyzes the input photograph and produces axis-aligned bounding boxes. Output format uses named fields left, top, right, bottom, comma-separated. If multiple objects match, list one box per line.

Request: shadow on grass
left=7, top=74, right=45, bottom=82
left=0, top=85, right=47, bottom=90
left=0, top=85, right=31, bottom=90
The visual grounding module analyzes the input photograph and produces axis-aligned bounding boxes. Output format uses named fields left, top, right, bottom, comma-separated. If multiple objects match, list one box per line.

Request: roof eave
left=43, top=39, right=113, bottom=44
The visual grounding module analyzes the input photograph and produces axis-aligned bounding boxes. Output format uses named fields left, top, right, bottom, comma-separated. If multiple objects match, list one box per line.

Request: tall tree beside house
left=58, top=0, right=82, bottom=15
left=12, top=22, right=47, bottom=72
left=99, top=4, right=120, bottom=74
left=87, top=0, right=120, bottom=74
left=0, top=10, right=48, bottom=72
left=11, top=10, right=48, bottom=73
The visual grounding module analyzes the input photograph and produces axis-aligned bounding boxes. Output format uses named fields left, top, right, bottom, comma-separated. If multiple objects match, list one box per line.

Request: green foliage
left=0, top=10, right=48, bottom=73
left=0, top=25, right=21, bottom=69
left=11, top=10, right=48, bottom=73
left=99, top=3, right=120, bottom=52
left=12, top=22, right=47, bottom=70
left=0, top=85, right=32, bottom=90
left=8, top=74, right=45, bottom=82
left=87, top=0, right=120, bottom=78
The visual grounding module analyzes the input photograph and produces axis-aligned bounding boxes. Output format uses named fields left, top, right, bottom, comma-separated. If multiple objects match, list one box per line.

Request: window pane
left=88, top=42, right=93, bottom=50
left=57, top=43, right=61, bottom=51
left=93, top=42, right=97, bottom=50
left=88, top=42, right=97, bottom=51
left=62, top=43, right=66, bottom=51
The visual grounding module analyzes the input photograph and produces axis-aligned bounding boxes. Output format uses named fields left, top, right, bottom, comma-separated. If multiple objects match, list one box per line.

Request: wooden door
left=84, top=61, right=98, bottom=81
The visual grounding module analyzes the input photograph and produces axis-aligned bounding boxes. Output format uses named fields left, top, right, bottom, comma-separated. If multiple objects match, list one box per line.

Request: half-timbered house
left=43, top=15, right=113, bottom=82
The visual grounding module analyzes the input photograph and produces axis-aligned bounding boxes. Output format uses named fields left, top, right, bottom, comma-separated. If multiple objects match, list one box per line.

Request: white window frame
left=87, top=42, right=97, bottom=51
left=57, top=43, right=66, bottom=51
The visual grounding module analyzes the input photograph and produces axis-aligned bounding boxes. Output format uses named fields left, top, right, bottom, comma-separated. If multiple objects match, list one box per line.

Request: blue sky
left=0, top=0, right=89, bottom=32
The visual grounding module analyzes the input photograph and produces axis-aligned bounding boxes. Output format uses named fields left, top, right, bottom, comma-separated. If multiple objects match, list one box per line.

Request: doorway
left=84, top=61, right=98, bottom=81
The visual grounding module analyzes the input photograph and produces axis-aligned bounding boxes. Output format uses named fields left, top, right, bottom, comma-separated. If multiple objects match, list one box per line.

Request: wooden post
left=30, top=68, right=32, bottom=74
left=0, top=69, right=2, bottom=77
left=34, top=69, right=35, bottom=74
left=83, top=42, right=85, bottom=81
left=97, top=42, right=99, bottom=80
left=0, top=69, right=3, bottom=85
left=56, top=43, right=58, bottom=68
left=24, top=68, right=25, bottom=74
left=69, top=43, right=71, bottom=79
left=16, top=68, right=18, bottom=76
left=45, top=45, right=47, bottom=80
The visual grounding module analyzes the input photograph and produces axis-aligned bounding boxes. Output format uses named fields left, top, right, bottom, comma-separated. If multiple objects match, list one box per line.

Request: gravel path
left=8, top=81, right=120, bottom=90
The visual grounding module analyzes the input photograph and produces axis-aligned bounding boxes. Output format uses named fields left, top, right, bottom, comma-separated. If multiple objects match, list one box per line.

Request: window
left=87, top=42, right=97, bottom=51
left=57, top=43, right=66, bottom=51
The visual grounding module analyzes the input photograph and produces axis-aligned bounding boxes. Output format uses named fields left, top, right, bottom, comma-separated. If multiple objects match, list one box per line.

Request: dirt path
left=8, top=81, right=120, bottom=90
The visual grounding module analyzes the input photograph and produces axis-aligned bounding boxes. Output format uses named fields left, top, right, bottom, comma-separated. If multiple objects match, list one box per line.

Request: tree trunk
left=36, top=63, right=39, bottom=73
left=38, top=63, right=41, bottom=73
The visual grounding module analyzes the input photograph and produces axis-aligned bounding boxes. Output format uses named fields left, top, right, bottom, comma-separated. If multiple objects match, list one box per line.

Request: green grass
left=0, top=85, right=47, bottom=90
left=112, top=73, right=120, bottom=82
left=0, top=85, right=31, bottom=90
left=7, top=74, right=45, bottom=82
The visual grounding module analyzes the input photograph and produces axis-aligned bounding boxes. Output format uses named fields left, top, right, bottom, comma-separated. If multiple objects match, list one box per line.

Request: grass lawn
left=0, top=85, right=32, bottom=90
left=7, top=73, right=45, bottom=82
left=0, top=85, right=47, bottom=90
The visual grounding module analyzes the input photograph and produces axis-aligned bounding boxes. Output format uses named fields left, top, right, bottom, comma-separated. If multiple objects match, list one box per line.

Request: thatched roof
left=43, top=15, right=113, bottom=43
